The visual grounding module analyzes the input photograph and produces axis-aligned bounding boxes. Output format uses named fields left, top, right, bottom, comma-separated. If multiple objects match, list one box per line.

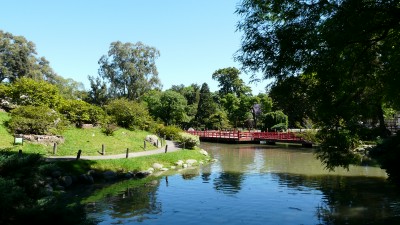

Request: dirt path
left=45, top=140, right=181, bottom=161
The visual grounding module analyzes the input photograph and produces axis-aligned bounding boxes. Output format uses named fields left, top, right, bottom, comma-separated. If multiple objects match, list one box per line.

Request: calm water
left=84, top=143, right=400, bottom=225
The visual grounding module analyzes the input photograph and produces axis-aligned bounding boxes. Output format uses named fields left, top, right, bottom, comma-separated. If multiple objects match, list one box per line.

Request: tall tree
left=195, top=83, right=217, bottom=129
left=212, top=67, right=251, bottom=97
left=236, top=0, right=400, bottom=171
left=0, top=30, right=57, bottom=83
left=159, top=90, right=188, bottom=126
left=268, top=75, right=315, bottom=128
left=98, top=41, right=162, bottom=100
left=85, top=75, right=109, bottom=106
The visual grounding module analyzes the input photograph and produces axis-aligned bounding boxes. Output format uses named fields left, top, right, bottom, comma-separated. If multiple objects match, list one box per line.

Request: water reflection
left=83, top=143, right=400, bottom=225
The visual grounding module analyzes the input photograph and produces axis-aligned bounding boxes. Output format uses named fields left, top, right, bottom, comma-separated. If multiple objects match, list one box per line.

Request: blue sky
left=1, top=0, right=271, bottom=94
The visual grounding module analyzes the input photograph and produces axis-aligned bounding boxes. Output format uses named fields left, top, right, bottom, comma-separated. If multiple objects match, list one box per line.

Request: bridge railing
left=186, top=130, right=304, bottom=141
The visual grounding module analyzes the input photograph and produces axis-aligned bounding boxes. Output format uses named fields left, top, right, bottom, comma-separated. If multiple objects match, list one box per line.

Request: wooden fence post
left=76, top=150, right=82, bottom=160
left=165, top=145, right=168, bottom=153
left=53, top=143, right=57, bottom=155
left=144, top=141, right=146, bottom=150
left=102, top=144, right=105, bottom=155
left=126, top=148, right=129, bottom=158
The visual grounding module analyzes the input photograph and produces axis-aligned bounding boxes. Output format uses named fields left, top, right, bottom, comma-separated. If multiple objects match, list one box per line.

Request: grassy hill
left=0, top=111, right=158, bottom=156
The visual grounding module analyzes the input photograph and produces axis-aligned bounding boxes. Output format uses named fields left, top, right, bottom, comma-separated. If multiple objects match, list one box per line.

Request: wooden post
left=76, top=150, right=82, bottom=160
left=157, top=139, right=159, bottom=148
left=165, top=145, right=168, bottom=153
left=53, top=143, right=57, bottom=155
left=102, top=144, right=105, bottom=155
left=144, top=141, right=146, bottom=150
left=126, top=148, right=129, bottom=158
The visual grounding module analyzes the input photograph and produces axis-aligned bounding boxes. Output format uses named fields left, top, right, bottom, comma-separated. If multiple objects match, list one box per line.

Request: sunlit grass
left=0, top=111, right=159, bottom=156
left=54, top=148, right=210, bottom=175
left=0, top=111, right=14, bottom=147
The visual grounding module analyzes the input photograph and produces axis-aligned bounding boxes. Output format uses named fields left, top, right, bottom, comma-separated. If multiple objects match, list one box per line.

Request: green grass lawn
left=0, top=111, right=14, bottom=147
left=0, top=111, right=158, bottom=156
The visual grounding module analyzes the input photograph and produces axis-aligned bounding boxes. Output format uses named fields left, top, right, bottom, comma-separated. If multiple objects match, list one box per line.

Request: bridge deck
left=187, top=130, right=312, bottom=147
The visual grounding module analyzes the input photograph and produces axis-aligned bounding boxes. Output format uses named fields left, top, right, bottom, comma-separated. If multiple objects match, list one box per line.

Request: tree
left=8, top=105, right=68, bottom=135
left=104, top=98, right=152, bottom=130
left=212, top=67, right=251, bottom=97
left=85, top=75, right=109, bottom=106
left=262, top=110, right=288, bottom=131
left=159, top=90, right=188, bottom=126
left=98, top=41, right=162, bottom=100
left=236, top=0, right=400, bottom=129
left=140, top=89, right=162, bottom=121
left=169, top=83, right=201, bottom=127
left=50, top=76, right=87, bottom=100
left=0, top=30, right=57, bottom=83
left=268, top=76, right=315, bottom=128
left=250, top=93, right=273, bottom=130
left=7, top=77, right=62, bottom=109
left=58, top=99, right=105, bottom=127
left=194, top=83, right=217, bottom=129
left=236, top=0, right=400, bottom=171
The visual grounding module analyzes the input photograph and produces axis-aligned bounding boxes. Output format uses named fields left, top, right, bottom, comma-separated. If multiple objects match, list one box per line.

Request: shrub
left=296, top=129, right=320, bottom=144
left=58, top=99, right=105, bottom=127
left=262, top=110, right=288, bottom=131
left=369, top=131, right=400, bottom=186
left=156, top=125, right=183, bottom=140
left=104, top=98, right=153, bottom=130
left=8, top=105, right=68, bottom=135
left=177, top=132, right=200, bottom=149
left=8, top=77, right=62, bottom=108
left=0, top=151, right=96, bottom=225
left=315, top=128, right=360, bottom=171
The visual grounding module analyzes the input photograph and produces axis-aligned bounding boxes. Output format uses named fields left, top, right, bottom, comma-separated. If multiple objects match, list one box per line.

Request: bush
left=58, top=99, right=105, bottom=127
left=0, top=151, right=96, bottom=225
left=315, top=128, right=360, bottom=171
left=104, top=98, right=153, bottom=130
left=8, top=77, right=62, bottom=108
left=369, top=131, right=400, bottom=186
left=156, top=125, right=183, bottom=140
left=177, top=132, right=200, bottom=149
left=262, top=110, right=288, bottom=131
left=8, top=105, right=68, bottom=135
left=296, top=129, right=320, bottom=144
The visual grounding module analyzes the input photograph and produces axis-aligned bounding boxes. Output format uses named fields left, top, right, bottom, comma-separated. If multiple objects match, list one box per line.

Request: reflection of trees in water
left=201, top=162, right=212, bottom=182
left=273, top=173, right=400, bottom=225
left=181, top=167, right=201, bottom=180
left=211, top=144, right=257, bottom=173
left=213, top=172, right=244, bottom=194
left=99, top=180, right=162, bottom=220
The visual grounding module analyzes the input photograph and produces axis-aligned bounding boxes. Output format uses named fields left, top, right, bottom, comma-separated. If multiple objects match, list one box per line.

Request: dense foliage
left=0, top=151, right=96, bottom=225
left=8, top=105, right=68, bottom=135
left=104, top=98, right=153, bottom=130
left=236, top=0, right=400, bottom=178
left=370, top=131, right=400, bottom=185
left=98, top=41, right=162, bottom=100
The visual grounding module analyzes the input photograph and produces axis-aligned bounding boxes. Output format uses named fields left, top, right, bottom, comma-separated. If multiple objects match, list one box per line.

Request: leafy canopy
left=98, top=41, right=162, bottom=100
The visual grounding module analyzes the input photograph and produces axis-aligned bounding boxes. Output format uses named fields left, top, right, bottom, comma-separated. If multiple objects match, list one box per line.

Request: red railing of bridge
left=186, top=130, right=304, bottom=142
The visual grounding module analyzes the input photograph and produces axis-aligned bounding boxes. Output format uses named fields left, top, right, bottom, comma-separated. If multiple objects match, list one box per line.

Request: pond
left=84, top=142, right=400, bottom=225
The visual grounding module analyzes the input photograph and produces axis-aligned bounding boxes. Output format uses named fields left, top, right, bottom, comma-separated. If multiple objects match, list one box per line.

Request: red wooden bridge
left=186, top=130, right=313, bottom=147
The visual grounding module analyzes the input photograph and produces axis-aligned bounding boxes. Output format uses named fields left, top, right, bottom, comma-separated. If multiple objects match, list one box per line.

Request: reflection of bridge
left=186, top=130, right=313, bottom=147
